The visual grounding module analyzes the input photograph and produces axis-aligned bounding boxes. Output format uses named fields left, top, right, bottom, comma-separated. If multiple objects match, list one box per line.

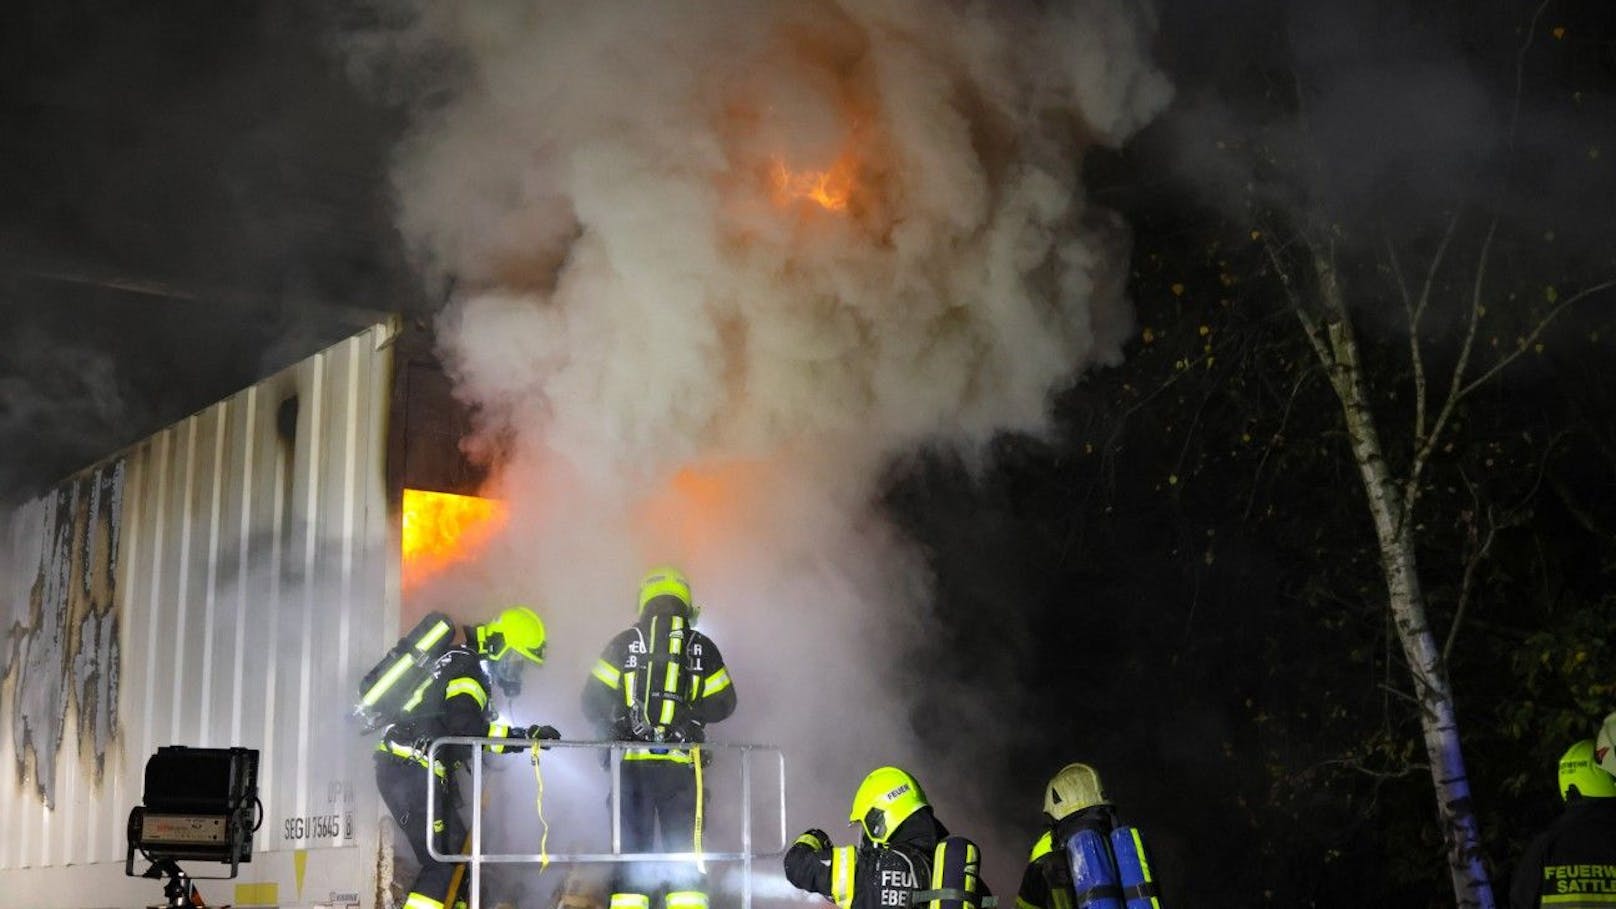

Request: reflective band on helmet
left=445, top=677, right=488, bottom=708
left=703, top=668, right=731, bottom=697
left=831, top=845, right=856, bottom=909
left=593, top=660, right=622, bottom=688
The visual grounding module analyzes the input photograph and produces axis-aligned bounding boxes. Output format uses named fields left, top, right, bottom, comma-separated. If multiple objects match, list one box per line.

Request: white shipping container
left=1, top=321, right=403, bottom=909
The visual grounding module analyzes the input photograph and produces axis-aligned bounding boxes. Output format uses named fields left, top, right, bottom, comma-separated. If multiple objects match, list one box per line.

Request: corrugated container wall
left=0, top=320, right=403, bottom=908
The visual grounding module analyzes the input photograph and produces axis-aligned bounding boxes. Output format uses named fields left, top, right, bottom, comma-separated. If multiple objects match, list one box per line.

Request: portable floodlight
left=126, top=745, right=261, bottom=893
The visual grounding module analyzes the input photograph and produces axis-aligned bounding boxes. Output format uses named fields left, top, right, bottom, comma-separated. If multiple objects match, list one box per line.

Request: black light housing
left=126, top=746, right=261, bottom=879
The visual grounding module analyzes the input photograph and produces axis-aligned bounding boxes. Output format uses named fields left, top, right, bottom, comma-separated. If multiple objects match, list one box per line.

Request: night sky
left=5, top=1, right=1616, bottom=905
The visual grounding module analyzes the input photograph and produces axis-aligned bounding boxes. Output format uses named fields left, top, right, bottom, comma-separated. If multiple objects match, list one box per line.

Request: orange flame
left=401, top=488, right=507, bottom=591
left=769, top=156, right=855, bottom=212
left=636, top=461, right=772, bottom=563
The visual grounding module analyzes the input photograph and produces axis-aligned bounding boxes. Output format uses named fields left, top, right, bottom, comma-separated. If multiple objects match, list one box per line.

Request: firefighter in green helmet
left=785, top=765, right=991, bottom=908
left=374, top=606, right=561, bottom=909
left=582, top=567, right=738, bottom=909
left=1509, top=738, right=1616, bottom=909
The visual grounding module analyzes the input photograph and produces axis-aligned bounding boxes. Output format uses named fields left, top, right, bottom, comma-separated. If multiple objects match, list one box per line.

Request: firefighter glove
left=525, top=724, right=561, bottom=741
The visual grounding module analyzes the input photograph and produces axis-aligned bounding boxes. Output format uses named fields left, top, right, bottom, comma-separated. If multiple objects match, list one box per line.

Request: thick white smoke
left=350, top=0, right=1168, bottom=900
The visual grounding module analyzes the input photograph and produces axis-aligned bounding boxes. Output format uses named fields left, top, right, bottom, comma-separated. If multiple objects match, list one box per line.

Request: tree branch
left=1406, top=219, right=1498, bottom=518
left=1456, top=278, right=1616, bottom=399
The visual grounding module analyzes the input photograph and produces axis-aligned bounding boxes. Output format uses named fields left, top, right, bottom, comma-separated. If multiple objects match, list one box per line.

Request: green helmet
left=1044, top=762, right=1109, bottom=822
left=479, top=606, right=548, bottom=665
left=638, top=566, right=695, bottom=619
left=1560, top=739, right=1616, bottom=801
left=849, top=766, right=928, bottom=845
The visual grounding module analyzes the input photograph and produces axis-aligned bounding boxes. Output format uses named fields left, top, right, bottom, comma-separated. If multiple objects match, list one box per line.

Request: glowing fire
left=401, top=488, right=507, bottom=591
left=636, top=461, right=772, bottom=562
left=769, top=156, right=855, bottom=212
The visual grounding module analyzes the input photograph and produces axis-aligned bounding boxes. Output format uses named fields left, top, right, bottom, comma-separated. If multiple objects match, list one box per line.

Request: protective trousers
left=376, top=752, right=467, bottom=909
left=610, top=758, right=708, bottom=909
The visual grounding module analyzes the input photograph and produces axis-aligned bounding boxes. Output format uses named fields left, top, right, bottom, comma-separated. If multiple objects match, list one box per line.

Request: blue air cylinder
left=1108, top=826, right=1163, bottom=909
left=1065, top=828, right=1123, bottom=909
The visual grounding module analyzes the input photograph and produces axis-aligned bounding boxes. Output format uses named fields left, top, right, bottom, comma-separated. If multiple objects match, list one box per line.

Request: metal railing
left=423, top=737, right=787, bottom=909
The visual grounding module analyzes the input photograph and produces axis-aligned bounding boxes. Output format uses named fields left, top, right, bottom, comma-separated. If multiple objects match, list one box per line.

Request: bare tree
left=1255, top=205, right=1613, bottom=905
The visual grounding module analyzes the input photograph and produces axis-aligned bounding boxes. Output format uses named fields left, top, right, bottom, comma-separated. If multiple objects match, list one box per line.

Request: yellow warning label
left=234, top=881, right=279, bottom=905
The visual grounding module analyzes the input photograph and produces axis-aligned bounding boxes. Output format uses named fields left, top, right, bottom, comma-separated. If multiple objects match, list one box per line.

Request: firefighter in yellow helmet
left=582, top=568, right=737, bottom=909
left=1016, top=763, right=1160, bottom=909
left=786, top=766, right=991, bottom=908
left=1509, top=739, right=1616, bottom=909
left=375, top=606, right=560, bottom=909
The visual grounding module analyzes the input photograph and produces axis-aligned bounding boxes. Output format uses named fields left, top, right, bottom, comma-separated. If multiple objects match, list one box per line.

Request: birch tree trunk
left=1295, top=244, right=1495, bottom=908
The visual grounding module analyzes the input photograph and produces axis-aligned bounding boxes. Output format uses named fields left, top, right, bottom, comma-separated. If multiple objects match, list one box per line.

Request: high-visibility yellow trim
left=1029, top=830, right=1053, bottom=861
left=611, top=894, right=652, bottom=909
left=693, top=746, right=705, bottom=873
left=1015, top=898, right=1042, bottom=909
left=1543, top=896, right=1616, bottom=905
left=1128, top=827, right=1160, bottom=908
left=623, top=671, right=637, bottom=707
left=593, top=660, right=622, bottom=688
left=624, top=749, right=694, bottom=763
left=663, top=661, right=680, bottom=693
left=660, top=699, right=676, bottom=724
left=703, top=668, right=731, bottom=697
left=487, top=721, right=510, bottom=753
left=361, top=657, right=412, bottom=706
left=666, top=891, right=708, bottom=909
left=404, top=893, right=446, bottom=909
left=445, top=677, right=488, bottom=708
left=795, top=831, right=828, bottom=850
left=416, top=620, right=452, bottom=651
left=830, top=845, right=856, bottom=909
left=377, top=741, right=446, bottom=777
left=402, top=677, right=433, bottom=713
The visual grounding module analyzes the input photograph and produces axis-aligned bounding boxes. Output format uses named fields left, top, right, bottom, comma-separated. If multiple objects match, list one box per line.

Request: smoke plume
left=348, top=0, right=1169, bottom=897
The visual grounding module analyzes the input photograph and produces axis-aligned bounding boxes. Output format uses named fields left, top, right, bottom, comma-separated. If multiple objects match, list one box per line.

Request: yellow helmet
left=1560, top=739, right=1616, bottom=801
left=638, top=566, right=694, bottom=618
left=849, top=766, right=928, bottom=845
left=480, top=606, right=548, bottom=665
left=1044, top=763, right=1108, bottom=822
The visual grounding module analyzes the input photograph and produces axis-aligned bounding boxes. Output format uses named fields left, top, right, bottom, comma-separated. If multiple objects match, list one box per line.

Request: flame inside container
left=401, top=488, right=507, bottom=591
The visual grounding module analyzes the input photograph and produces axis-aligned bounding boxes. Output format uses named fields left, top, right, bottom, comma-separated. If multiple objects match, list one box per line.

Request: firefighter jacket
left=1511, top=796, right=1616, bottom=909
left=582, top=611, right=736, bottom=761
left=785, top=808, right=951, bottom=909
left=378, top=644, right=525, bottom=773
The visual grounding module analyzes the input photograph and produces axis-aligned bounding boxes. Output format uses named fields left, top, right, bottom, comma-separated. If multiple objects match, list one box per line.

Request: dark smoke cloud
left=1, top=0, right=417, bottom=500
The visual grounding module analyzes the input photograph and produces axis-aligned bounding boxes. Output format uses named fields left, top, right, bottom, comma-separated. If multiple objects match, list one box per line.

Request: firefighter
left=1510, top=739, right=1616, bottom=909
left=375, top=605, right=560, bottom=909
left=1016, top=762, right=1160, bottom=909
left=582, top=567, right=738, bottom=909
left=785, top=765, right=989, bottom=909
